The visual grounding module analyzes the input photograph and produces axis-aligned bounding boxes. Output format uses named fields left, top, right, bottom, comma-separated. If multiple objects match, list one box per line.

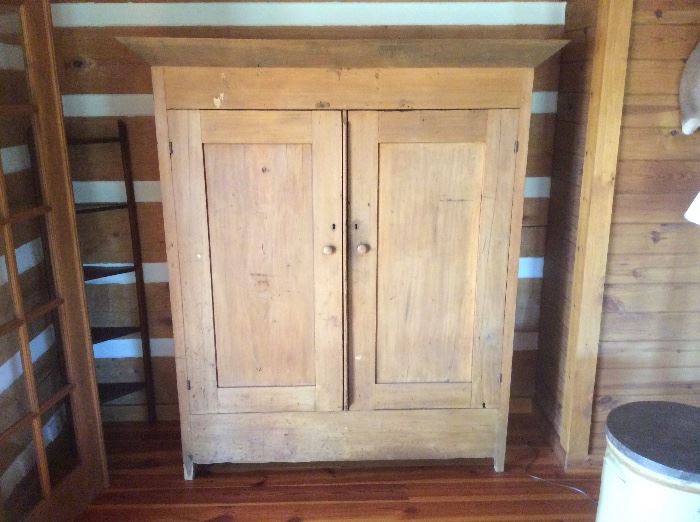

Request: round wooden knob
left=356, top=243, right=370, bottom=254
left=322, top=245, right=336, bottom=256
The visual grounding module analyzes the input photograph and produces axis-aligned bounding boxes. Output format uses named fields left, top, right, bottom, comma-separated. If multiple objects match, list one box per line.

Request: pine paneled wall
left=49, top=1, right=566, bottom=421
left=538, top=0, right=700, bottom=457
left=591, top=0, right=700, bottom=455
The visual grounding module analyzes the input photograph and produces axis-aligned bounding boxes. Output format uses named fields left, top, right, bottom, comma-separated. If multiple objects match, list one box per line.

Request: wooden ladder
left=70, top=121, right=156, bottom=422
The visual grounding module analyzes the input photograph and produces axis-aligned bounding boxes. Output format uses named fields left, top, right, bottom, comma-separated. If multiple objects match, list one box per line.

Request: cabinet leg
left=493, top=448, right=506, bottom=472
left=183, top=454, right=195, bottom=480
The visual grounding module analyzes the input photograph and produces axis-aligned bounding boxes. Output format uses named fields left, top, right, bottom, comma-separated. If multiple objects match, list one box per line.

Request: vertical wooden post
left=560, top=0, right=633, bottom=467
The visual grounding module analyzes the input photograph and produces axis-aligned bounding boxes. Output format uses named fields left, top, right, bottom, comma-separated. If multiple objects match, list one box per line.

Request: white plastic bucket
left=596, top=434, right=700, bottom=522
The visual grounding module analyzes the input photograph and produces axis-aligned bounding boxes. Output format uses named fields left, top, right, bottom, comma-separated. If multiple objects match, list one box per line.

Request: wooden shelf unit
left=69, top=121, right=156, bottom=421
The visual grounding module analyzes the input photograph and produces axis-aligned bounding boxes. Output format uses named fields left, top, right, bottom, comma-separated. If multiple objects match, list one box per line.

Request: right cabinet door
left=348, top=110, right=519, bottom=410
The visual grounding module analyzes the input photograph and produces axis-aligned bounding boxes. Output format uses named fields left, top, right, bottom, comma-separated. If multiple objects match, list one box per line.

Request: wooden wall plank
left=628, top=24, right=699, bottom=60
left=598, top=340, right=700, bottom=368
left=595, top=367, right=700, bottom=386
left=615, top=160, right=700, bottom=193
left=606, top=254, right=700, bottom=284
left=600, top=312, right=700, bottom=342
left=603, top=283, right=700, bottom=313
left=625, top=59, right=685, bottom=94
left=608, top=223, right=700, bottom=254
left=632, top=0, right=700, bottom=25
left=76, top=203, right=165, bottom=263
left=612, top=193, right=697, bottom=223
left=564, top=0, right=597, bottom=31
left=94, top=357, right=176, bottom=404
left=621, top=95, right=680, bottom=127
left=85, top=283, right=172, bottom=338
left=618, top=126, right=700, bottom=161
left=66, top=117, right=159, bottom=181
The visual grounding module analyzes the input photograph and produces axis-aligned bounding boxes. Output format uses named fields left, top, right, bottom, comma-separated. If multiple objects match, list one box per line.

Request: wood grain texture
left=163, top=67, right=531, bottom=110
left=309, top=111, right=345, bottom=411
left=119, top=37, right=566, bottom=68
left=165, top=110, right=216, bottom=416
left=593, top=0, right=700, bottom=452
left=188, top=410, right=498, bottom=464
left=67, top=117, right=159, bottom=181
left=78, top=412, right=599, bottom=522
left=155, top=52, right=536, bottom=470
left=55, top=25, right=565, bottom=94
left=85, top=282, right=172, bottom=338
left=471, top=109, right=520, bottom=415
left=205, top=143, right=316, bottom=388
left=347, top=111, right=379, bottom=412
left=376, top=141, right=482, bottom=384
left=606, top=254, right=700, bottom=284
left=348, top=109, right=520, bottom=416
left=76, top=203, right=165, bottom=263
left=633, top=0, right=700, bottom=25
left=200, top=110, right=343, bottom=412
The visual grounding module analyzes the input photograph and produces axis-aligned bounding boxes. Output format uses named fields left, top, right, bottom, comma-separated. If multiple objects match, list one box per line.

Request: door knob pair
left=322, top=244, right=370, bottom=255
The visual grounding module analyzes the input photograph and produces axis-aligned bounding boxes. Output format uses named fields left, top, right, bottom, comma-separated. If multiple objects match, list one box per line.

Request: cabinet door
left=349, top=110, right=519, bottom=410
left=167, top=110, right=344, bottom=413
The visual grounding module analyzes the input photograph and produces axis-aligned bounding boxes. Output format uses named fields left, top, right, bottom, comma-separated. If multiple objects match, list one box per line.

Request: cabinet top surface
left=118, top=37, right=567, bottom=69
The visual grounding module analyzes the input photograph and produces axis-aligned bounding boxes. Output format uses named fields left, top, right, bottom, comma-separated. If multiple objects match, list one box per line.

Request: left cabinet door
left=167, top=110, right=344, bottom=413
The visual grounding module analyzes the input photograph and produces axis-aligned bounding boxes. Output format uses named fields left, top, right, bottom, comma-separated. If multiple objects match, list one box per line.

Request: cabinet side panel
left=155, top=68, right=193, bottom=477
left=471, top=109, right=520, bottom=411
left=167, top=110, right=217, bottom=413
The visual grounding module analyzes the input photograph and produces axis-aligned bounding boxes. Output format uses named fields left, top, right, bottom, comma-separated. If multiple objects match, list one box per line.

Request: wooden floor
left=78, top=412, right=601, bottom=521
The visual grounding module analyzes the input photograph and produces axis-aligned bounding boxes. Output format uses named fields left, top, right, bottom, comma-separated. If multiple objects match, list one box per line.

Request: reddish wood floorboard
left=78, top=412, right=600, bottom=521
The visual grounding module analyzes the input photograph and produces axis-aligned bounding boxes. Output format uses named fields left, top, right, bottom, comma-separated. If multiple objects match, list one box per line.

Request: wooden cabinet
left=122, top=37, right=565, bottom=477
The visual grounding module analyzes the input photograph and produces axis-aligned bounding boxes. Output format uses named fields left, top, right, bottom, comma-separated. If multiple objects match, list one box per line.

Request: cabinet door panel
left=376, top=143, right=483, bottom=384
left=349, top=110, right=519, bottom=411
left=205, top=143, right=315, bottom=388
left=168, top=110, right=343, bottom=413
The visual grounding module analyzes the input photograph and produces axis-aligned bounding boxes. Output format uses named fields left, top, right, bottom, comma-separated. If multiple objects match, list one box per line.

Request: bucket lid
left=605, top=401, right=700, bottom=482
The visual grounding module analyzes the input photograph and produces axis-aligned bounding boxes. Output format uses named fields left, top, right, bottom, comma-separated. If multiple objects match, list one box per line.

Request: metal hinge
left=186, top=379, right=191, bottom=390
left=514, top=140, right=519, bottom=153
left=169, top=141, right=174, bottom=156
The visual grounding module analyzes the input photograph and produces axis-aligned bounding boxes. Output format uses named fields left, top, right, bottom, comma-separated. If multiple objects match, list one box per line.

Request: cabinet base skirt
left=184, top=408, right=503, bottom=473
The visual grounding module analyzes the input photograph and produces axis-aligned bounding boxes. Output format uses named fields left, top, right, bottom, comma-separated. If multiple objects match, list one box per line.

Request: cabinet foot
left=183, top=455, right=195, bottom=480
left=493, top=451, right=506, bottom=472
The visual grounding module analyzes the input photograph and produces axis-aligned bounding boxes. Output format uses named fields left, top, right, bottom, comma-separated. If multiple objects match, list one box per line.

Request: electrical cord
left=523, top=444, right=599, bottom=506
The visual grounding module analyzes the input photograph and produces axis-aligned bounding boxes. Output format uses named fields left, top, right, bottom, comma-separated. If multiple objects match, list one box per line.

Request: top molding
left=118, top=37, right=567, bottom=69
